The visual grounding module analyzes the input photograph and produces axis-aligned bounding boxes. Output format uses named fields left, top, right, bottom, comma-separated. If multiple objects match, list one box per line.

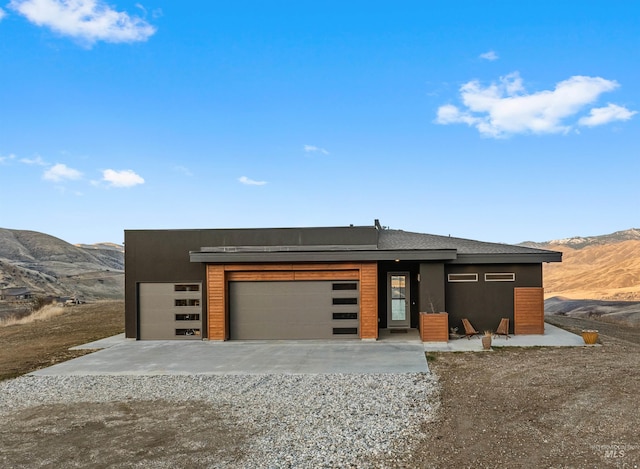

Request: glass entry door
left=387, top=272, right=410, bottom=328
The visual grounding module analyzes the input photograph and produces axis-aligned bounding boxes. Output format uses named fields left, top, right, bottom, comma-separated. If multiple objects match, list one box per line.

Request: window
left=332, top=312, right=358, bottom=320
left=485, top=273, right=516, bottom=282
left=333, top=327, right=358, bottom=335
left=447, top=273, right=478, bottom=282
left=174, top=284, right=200, bottom=292
left=175, top=299, right=200, bottom=307
left=175, top=314, right=200, bottom=321
left=332, top=297, right=358, bottom=305
left=175, top=328, right=200, bottom=336
left=332, top=283, right=358, bottom=291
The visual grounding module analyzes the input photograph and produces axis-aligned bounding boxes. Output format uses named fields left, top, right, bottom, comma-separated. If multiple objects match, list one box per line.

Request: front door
left=387, top=272, right=410, bottom=328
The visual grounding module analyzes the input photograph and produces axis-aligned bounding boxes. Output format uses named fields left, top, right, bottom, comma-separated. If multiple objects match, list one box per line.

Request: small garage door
left=229, top=280, right=359, bottom=339
left=139, top=282, right=202, bottom=340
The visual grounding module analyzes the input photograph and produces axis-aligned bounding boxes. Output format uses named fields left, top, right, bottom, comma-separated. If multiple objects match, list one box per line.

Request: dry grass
left=0, top=304, right=65, bottom=327
left=0, top=300, right=124, bottom=381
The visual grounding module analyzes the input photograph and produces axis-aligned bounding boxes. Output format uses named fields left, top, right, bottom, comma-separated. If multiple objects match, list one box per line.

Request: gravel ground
left=0, top=373, right=438, bottom=468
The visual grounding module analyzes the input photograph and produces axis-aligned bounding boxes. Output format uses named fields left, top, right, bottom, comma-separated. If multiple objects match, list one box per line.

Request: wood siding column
left=207, top=265, right=227, bottom=340
left=419, top=313, right=449, bottom=342
left=514, top=287, right=544, bottom=335
left=359, top=263, right=378, bottom=340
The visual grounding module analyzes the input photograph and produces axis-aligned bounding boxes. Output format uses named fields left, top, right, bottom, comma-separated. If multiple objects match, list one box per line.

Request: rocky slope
left=0, top=228, right=123, bottom=300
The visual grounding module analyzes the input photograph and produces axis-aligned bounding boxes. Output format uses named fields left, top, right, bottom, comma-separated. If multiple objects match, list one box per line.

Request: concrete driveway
left=31, top=335, right=429, bottom=376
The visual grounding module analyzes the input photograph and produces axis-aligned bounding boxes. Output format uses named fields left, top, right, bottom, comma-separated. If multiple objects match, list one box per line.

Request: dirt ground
left=1, top=401, right=248, bottom=468
left=1, top=306, right=639, bottom=468
left=405, top=315, right=640, bottom=468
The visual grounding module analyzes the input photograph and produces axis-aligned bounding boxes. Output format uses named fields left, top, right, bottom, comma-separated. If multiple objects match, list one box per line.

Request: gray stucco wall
left=444, top=263, right=543, bottom=335
left=419, top=263, right=446, bottom=313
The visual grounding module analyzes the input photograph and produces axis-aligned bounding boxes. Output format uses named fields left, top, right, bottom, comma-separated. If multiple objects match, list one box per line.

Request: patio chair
left=461, top=318, right=480, bottom=339
left=493, top=318, right=510, bottom=339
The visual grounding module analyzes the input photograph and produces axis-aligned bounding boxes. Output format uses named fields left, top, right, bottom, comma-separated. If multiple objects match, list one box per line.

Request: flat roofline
left=199, top=244, right=379, bottom=253
left=190, top=250, right=561, bottom=264
left=125, top=224, right=374, bottom=233
left=190, top=249, right=459, bottom=263
left=451, top=252, right=563, bottom=264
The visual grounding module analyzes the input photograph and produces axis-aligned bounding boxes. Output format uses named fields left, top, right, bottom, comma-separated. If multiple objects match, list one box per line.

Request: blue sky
left=1, top=1, right=638, bottom=245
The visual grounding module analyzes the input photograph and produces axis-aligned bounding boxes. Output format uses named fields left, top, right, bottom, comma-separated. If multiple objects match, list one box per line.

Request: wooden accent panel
left=228, top=271, right=295, bottom=281
left=514, top=287, right=544, bottom=335
left=419, top=313, right=448, bottom=342
left=359, top=263, right=378, bottom=340
left=227, top=270, right=358, bottom=281
left=207, top=265, right=227, bottom=340
left=223, top=263, right=363, bottom=272
left=294, top=270, right=359, bottom=281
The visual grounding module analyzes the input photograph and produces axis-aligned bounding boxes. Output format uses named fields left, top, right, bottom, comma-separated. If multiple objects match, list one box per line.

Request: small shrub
left=30, top=296, right=53, bottom=312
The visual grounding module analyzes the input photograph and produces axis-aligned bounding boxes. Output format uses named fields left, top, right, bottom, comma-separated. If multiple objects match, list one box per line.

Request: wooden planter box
left=581, top=330, right=599, bottom=344
left=419, top=312, right=448, bottom=342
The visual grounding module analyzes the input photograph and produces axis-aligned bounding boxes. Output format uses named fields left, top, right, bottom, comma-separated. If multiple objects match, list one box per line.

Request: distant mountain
left=521, top=229, right=640, bottom=302
left=521, top=228, right=640, bottom=250
left=0, top=228, right=123, bottom=300
left=75, top=242, right=124, bottom=253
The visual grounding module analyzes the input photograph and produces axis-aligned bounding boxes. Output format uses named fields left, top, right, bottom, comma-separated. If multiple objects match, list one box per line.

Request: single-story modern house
left=124, top=220, right=561, bottom=341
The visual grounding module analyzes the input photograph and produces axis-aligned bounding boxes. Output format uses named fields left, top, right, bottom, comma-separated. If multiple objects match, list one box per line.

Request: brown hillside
left=543, top=239, right=640, bottom=301
left=0, top=228, right=124, bottom=301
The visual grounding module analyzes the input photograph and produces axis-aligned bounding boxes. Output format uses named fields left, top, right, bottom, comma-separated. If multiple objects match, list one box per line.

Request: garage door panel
left=230, top=281, right=359, bottom=340
left=139, top=282, right=202, bottom=340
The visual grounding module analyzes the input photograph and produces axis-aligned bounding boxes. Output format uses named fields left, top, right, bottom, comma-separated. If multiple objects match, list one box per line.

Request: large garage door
left=229, top=280, right=359, bottom=339
left=139, top=282, right=202, bottom=340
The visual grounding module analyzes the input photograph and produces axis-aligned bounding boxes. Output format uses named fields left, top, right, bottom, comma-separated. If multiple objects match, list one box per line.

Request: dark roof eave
left=189, top=249, right=458, bottom=263
left=449, top=252, right=563, bottom=264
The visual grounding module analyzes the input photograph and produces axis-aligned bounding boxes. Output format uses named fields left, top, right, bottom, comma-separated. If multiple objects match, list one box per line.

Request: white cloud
left=578, top=103, right=637, bottom=127
left=479, top=50, right=498, bottom=61
left=238, top=176, right=267, bottom=186
left=9, top=0, right=156, bottom=45
left=0, top=153, right=16, bottom=164
left=0, top=8, right=7, bottom=20
left=43, top=163, right=82, bottom=182
left=20, top=155, right=47, bottom=165
left=304, top=145, right=329, bottom=155
left=102, top=169, right=144, bottom=187
left=436, top=72, right=634, bottom=137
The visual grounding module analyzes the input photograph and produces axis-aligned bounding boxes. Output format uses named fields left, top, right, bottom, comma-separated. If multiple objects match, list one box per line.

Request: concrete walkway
left=423, top=322, right=588, bottom=352
left=33, top=336, right=429, bottom=376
